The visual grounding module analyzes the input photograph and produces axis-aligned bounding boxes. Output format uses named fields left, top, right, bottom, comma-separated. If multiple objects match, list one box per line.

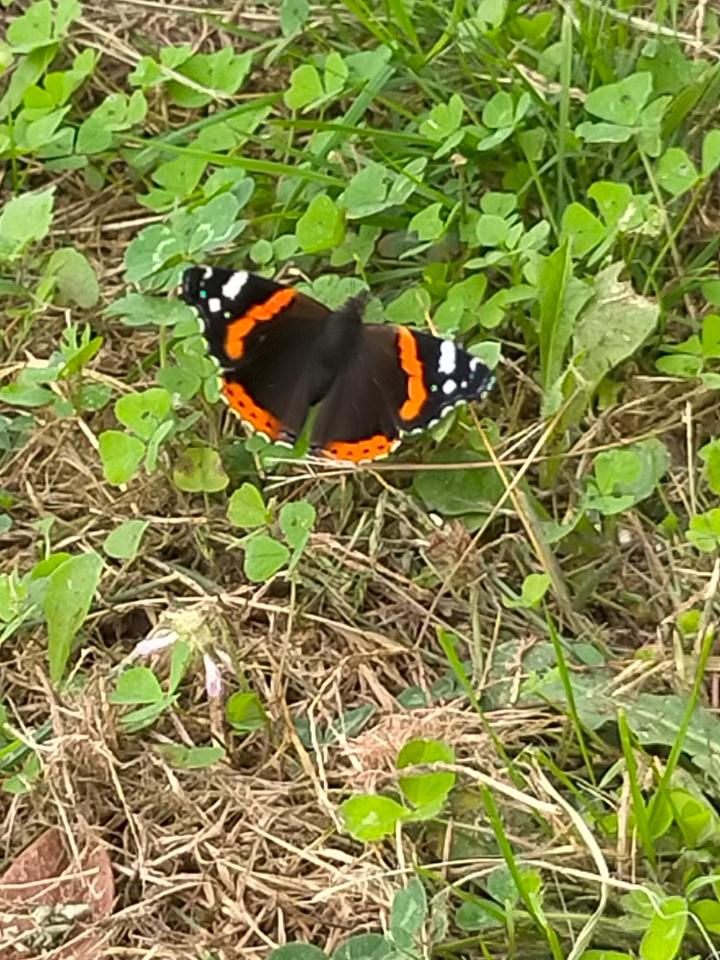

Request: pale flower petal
left=132, top=629, right=179, bottom=657
left=203, top=652, right=223, bottom=699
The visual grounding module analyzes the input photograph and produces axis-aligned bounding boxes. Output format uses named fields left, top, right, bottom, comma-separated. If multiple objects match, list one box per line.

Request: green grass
left=2, top=1, right=720, bottom=958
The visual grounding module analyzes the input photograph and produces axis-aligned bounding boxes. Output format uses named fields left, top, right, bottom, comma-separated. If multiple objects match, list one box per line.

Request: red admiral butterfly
left=181, top=266, right=495, bottom=464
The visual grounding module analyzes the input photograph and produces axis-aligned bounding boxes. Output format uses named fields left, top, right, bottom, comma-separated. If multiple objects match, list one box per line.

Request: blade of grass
left=617, top=707, right=657, bottom=870
left=546, top=611, right=597, bottom=786
left=650, top=558, right=720, bottom=820
left=480, top=785, right=565, bottom=960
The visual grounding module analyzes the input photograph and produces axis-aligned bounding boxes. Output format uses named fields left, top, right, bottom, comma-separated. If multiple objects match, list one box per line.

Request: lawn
left=2, top=1, right=720, bottom=958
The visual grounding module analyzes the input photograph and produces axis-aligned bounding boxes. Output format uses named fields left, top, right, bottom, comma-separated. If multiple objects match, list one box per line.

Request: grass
left=2, top=0, right=720, bottom=958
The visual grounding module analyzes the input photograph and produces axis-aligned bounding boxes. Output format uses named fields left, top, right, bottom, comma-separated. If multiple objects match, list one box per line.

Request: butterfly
left=180, top=265, right=495, bottom=464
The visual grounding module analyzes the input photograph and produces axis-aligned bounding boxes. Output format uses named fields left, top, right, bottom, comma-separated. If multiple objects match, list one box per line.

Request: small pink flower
left=132, top=629, right=179, bottom=657
left=203, top=653, right=223, bottom=699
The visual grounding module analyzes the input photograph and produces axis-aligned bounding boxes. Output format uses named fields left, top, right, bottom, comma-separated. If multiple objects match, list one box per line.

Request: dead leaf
left=0, top=827, right=114, bottom=960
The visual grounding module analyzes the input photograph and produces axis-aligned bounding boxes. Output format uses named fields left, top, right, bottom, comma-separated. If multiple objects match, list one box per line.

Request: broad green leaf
left=173, top=446, right=229, bottom=493
left=279, top=500, right=316, bottom=550
left=284, top=63, right=323, bottom=110
left=656, top=147, right=699, bottom=197
left=110, top=666, right=164, bottom=704
left=584, top=438, right=670, bottom=516
left=702, top=129, right=720, bottom=178
left=115, top=388, right=172, bottom=440
left=339, top=164, right=390, bottom=218
left=419, top=94, right=464, bottom=142
left=225, top=691, right=267, bottom=733
left=103, top=519, right=149, bottom=560
left=46, top=247, right=99, bottom=308
left=687, top=508, right=720, bottom=553
left=692, top=899, right=720, bottom=935
left=409, top=203, right=444, bottom=242
left=456, top=901, right=501, bottom=931
left=43, top=552, right=103, bottom=684
left=579, top=952, right=635, bottom=960
left=323, top=51, right=347, bottom=98
left=167, top=48, right=252, bottom=108
left=699, top=439, right=720, bottom=495
left=560, top=202, right=606, bottom=257
left=575, top=121, right=633, bottom=144
left=333, top=934, right=393, bottom=960
left=538, top=241, right=572, bottom=391
left=0, top=186, right=55, bottom=260
left=280, top=0, right=310, bottom=35
left=504, top=572, right=551, bottom=609
left=0, top=383, right=55, bottom=407
left=413, top=457, right=503, bottom=518
left=588, top=180, right=634, bottom=228
left=269, top=947, right=328, bottom=960
left=655, top=353, right=703, bottom=377
left=296, top=193, right=345, bottom=253
left=385, top=286, right=431, bottom=326
left=244, top=534, right=290, bottom=582
left=476, top=213, right=511, bottom=247
left=156, top=743, right=226, bottom=769
left=104, top=293, right=194, bottom=328
left=98, top=430, right=145, bottom=486
left=639, top=896, right=687, bottom=960
left=390, top=877, right=427, bottom=949
left=397, top=738, right=455, bottom=808
left=340, top=794, right=409, bottom=841
left=584, top=72, right=653, bottom=125
left=702, top=313, right=720, bottom=358
left=573, top=262, right=659, bottom=391
left=482, top=90, right=513, bottom=128
left=227, top=483, right=269, bottom=528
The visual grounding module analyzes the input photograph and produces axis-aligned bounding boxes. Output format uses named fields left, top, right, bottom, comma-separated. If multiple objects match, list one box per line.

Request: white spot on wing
left=222, top=270, right=249, bottom=300
left=208, top=297, right=221, bottom=313
left=442, top=379, right=457, bottom=395
left=202, top=266, right=213, bottom=279
left=438, top=340, right=457, bottom=374
left=469, top=358, right=479, bottom=371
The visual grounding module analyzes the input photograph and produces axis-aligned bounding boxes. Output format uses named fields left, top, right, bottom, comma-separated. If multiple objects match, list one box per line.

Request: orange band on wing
left=225, top=288, right=296, bottom=360
left=397, top=326, right=428, bottom=421
left=323, top=435, right=398, bottom=463
left=222, top=379, right=281, bottom=439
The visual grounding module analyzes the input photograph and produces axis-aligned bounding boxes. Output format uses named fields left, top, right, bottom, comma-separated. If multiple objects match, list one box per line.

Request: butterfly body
left=181, top=266, right=494, bottom=463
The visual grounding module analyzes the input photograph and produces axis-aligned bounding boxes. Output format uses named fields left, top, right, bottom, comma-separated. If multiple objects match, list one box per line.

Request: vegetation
left=2, top=1, right=720, bottom=958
